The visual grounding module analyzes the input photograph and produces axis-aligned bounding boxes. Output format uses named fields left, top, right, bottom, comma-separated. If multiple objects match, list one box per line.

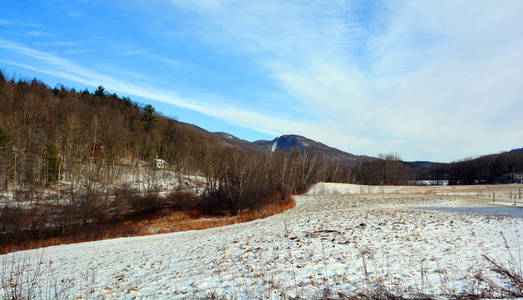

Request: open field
left=1, top=183, right=522, bottom=298
left=309, top=182, right=523, bottom=206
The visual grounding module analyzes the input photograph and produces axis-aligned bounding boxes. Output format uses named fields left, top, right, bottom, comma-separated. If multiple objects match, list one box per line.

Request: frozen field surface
left=1, top=191, right=522, bottom=298
left=414, top=206, right=523, bottom=218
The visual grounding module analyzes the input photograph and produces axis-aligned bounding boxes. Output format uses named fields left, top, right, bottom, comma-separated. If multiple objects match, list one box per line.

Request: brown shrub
left=165, top=190, right=198, bottom=211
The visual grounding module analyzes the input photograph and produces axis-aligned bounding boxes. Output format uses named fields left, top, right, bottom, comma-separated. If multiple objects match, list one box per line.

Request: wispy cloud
left=25, top=30, right=52, bottom=37
left=33, top=41, right=79, bottom=47
left=67, top=10, right=83, bottom=17
left=165, top=0, right=523, bottom=160
left=122, top=48, right=183, bottom=68
left=0, top=19, right=40, bottom=27
left=20, top=22, right=41, bottom=27
left=169, top=1, right=361, bottom=61
left=2, top=30, right=52, bottom=37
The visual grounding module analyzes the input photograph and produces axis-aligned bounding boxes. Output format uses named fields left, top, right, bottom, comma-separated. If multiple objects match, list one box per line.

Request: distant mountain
left=253, top=135, right=327, bottom=152
left=215, top=133, right=375, bottom=166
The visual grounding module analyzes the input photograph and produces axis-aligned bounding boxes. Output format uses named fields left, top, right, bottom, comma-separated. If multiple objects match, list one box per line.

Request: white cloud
left=122, top=48, right=183, bottom=68
left=169, top=0, right=360, bottom=61
left=166, top=0, right=523, bottom=161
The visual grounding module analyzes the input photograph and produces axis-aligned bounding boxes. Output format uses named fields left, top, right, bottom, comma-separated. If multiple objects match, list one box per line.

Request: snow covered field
left=1, top=184, right=522, bottom=298
left=309, top=182, right=523, bottom=207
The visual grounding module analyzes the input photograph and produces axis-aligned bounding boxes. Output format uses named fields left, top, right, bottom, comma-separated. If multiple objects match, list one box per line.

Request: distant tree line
left=425, top=151, right=523, bottom=185
left=351, top=153, right=412, bottom=185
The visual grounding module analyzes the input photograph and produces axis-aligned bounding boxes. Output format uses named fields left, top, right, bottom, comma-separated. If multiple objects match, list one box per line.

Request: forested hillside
left=0, top=71, right=335, bottom=217
left=0, top=73, right=217, bottom=184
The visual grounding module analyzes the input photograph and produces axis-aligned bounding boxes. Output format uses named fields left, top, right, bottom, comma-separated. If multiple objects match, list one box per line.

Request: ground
left=1, top=184, right=522, bottom=298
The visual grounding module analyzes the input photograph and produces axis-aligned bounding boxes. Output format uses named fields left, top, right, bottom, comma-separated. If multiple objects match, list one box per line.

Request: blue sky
left=1, top=0, right=522, bottom=162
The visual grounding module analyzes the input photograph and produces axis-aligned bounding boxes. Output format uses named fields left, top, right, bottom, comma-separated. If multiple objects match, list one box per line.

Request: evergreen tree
left=94, top=85, right=106, bottom=98
left=45, top=144, right=61, bottom=185
left=142, top=104, right=156, bottom=122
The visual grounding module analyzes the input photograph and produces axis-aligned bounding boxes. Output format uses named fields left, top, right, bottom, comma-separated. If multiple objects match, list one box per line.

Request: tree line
left=425, top=151, right=523, bottom=185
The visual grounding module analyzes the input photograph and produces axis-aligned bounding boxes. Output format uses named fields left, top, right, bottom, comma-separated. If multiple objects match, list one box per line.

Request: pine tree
left=45, top=144, right=61, bottom=185
left=142, top=104, right=156, bottom=122
left=94, top=85, right=106, bottom=98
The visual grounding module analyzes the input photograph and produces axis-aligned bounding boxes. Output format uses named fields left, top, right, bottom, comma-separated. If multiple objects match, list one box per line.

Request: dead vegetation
left=471, top=234, right=523, bottom=298
left=0, top=191, right=296, bottom=255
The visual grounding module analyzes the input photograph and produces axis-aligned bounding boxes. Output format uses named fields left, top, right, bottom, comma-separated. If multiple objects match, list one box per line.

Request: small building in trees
left=154, top=158, right=167, bottom=169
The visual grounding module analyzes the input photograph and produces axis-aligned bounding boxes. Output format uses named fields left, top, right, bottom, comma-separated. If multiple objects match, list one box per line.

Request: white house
left=154, top=158, right=167, bottom=169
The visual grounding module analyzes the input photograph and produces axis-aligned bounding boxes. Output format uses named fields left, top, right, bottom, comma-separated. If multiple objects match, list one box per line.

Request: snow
left=414, top=206, right=523, bottom=218
left=308, top=182, right=523, bottom=205
left=0, top=170, right=207, bottom=209
left=1, top=184, right=523, bottom=298
left=410, top=180, right=449, bottom=186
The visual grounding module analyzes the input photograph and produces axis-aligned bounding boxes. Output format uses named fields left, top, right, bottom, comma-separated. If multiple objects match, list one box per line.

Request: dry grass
left=471, top=233, right=523, bottom=298
left=134, top=195, right=296, bottom=233
left=1, top=196, right=296, bottom=254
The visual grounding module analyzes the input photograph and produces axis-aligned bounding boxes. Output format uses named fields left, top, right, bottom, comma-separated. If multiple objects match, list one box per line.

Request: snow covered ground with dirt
left=1, top=184, right=522, bottom=298
left=0, top=171, right=206, bottom=209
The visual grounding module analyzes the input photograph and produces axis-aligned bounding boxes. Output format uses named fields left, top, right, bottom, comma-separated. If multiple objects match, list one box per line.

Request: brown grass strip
left=1, top=196, right=296, bottom=254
